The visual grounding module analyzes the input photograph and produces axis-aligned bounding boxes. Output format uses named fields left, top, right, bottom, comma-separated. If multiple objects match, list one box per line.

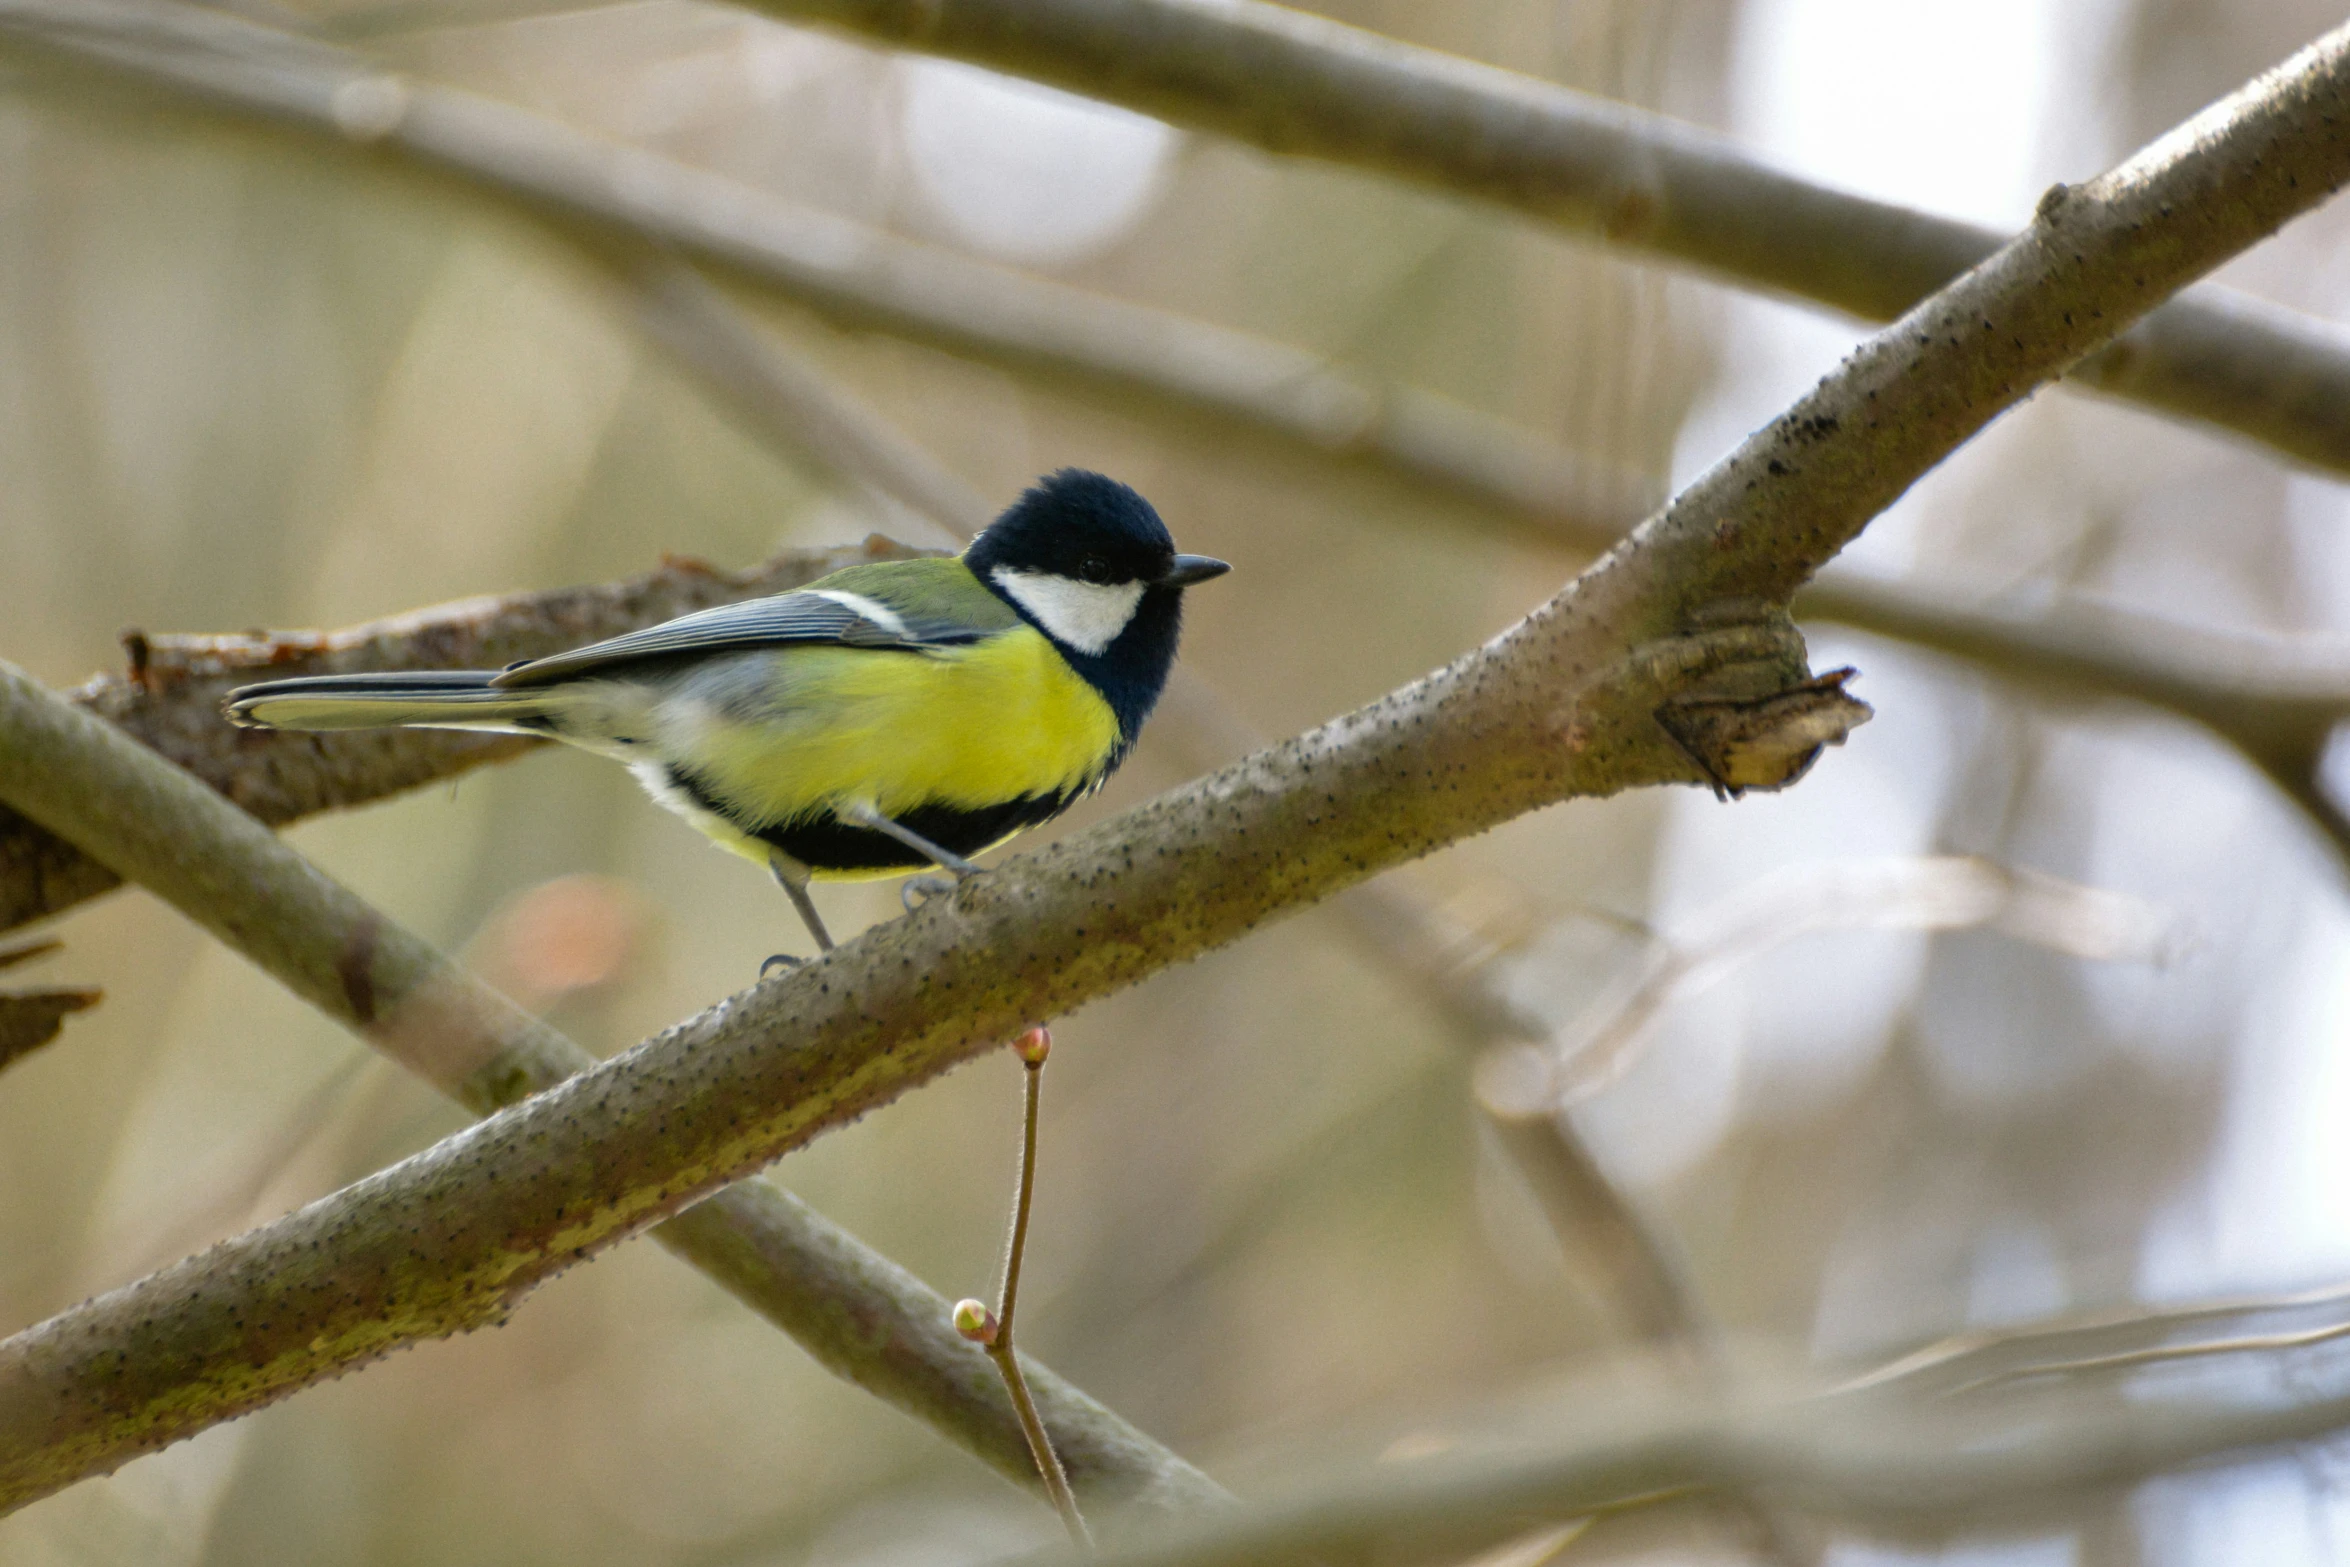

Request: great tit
left=224, top=469, right=1229, bottom=955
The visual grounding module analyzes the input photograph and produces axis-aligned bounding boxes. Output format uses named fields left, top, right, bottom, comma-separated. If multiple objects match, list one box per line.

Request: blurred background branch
left=750, top=0, right=2350, bottom=477
left=0, top=0, right=1653, bottom=544
left=1041, top=1307, right=2350, bottom=1567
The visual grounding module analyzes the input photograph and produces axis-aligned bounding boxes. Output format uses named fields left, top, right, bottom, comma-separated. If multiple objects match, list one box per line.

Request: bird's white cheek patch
left=990, top=570, right=1145, bottom=655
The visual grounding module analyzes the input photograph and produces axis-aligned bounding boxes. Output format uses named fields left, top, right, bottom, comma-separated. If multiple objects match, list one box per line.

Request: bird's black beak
left=1160, top=554, right=1231, bottom=587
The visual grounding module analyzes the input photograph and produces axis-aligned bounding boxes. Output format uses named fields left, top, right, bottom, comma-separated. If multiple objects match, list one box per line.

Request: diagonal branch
left=1801, top=576, right=2350, bottom=862
left=4, top=0, right=2350, bottom=521
left=1029, top=1359, right=2350, bottom=1567
left=0, top=0, right=1645, bottom=547
left=1027, top=1276, right=2350, bottom=1565
left=2, top=12, right=2344, bottom=1513
left=748, top=0, right=2350, bottom=477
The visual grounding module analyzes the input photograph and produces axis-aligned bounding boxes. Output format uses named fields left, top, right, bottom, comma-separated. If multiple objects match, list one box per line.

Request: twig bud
left=1013, top=1026, right=1052, bottom=1065
left=952, top=1298, right=1000, bottom=1345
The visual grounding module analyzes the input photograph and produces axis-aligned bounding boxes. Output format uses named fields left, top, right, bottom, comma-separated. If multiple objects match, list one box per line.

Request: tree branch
left=1061, top=1276, right=2350, bottom=1567
left=9, top=0, right=2350, bottom=523
left=1843, top=1277, right=2350, bottom=1400
left=1800, top=575, right=2350, bottom=863
left=0, top=540, right=932, bottom=936
left=748, top=0, right=2350, bottom=478
left=2, top=13, right=2342, bottom=1512
left=0, top=657, right=1224, bottom=1516
left=1023, top=1358, right=2350, bottom=1567
left=0, top=0, right=1645, bottom=547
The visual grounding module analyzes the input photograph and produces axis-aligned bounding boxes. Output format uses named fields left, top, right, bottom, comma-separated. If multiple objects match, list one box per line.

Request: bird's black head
left=965, top=469, right=1229, bottom=748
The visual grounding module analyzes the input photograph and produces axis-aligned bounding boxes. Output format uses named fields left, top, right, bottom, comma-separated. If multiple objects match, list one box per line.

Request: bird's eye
left=1076, top=557, right=1116, bottom=585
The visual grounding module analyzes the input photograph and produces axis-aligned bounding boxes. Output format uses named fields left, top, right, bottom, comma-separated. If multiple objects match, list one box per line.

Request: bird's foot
left=901, top=874, right=963, bottom=914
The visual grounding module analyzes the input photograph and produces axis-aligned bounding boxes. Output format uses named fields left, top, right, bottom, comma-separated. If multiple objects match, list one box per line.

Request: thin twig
left=1842, top=1277, right=2350, bottom=1399
left=958, top=1029, right=1092, bottom=1548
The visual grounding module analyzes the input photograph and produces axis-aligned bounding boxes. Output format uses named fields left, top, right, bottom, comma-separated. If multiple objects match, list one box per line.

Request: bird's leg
left=763, top=851, right=834, bottom=974
left=837, top=802, right=982, bottom=913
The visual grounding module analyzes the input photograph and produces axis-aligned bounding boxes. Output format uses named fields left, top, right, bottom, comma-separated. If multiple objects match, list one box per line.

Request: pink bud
left=1013, top=1027, right=1052, bottom=1065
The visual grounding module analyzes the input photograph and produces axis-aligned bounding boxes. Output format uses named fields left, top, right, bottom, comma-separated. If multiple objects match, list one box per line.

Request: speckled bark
left=1, top=19, right=2342, bottom=1512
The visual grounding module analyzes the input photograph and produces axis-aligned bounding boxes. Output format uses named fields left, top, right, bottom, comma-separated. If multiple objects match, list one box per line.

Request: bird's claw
left=760, top=952, right=804, bottom=976
left=901, top=874, right=959, bottom=914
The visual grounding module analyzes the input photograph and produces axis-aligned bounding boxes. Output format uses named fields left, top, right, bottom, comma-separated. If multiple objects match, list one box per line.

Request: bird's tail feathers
left=223, top=670, right=553, bottom=733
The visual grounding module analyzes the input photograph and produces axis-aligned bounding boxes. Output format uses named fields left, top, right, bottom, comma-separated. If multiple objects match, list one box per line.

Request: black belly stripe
left=664, top=767, right=1080, bottom=874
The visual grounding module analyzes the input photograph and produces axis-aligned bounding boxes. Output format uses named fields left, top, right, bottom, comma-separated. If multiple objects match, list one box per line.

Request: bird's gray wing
left=491, top=588, right=981, bottom=688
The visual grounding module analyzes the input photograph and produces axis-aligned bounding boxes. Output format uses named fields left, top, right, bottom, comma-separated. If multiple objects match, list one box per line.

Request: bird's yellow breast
left=665, top=624, right=1122, bottom=878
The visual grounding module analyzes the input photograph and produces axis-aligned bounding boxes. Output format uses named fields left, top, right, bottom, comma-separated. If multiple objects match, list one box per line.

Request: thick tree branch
left=0, top=653, right=1223, bottom=1515
left=749, top=0, right=2350, bottom=478
left=2, top=15, right=2342, bottom=1512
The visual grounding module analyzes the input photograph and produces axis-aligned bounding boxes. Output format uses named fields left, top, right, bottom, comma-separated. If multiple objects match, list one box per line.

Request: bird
left=224, top=469, right=1229, bottom=958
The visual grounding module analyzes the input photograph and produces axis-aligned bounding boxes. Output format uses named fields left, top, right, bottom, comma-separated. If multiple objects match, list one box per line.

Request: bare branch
left=0, top=0, right=1643, bottom=546
left=0, top=540, right=934, bottom=935
left=1, top=13, right=2340, bottom=1511
left=750, top=0, right=2350, bottom=478
left=10, top=0, right=2350, bottom=520
left=1472, top=856, right=2181, bottom=1110
left=0, top=661, right=1223, bottom=1516
left=1064, top=1276, right=2350, bottom=1567
left=1801, top=576, right=2350, bottom=862
left=1844, top=1278, right=2350, bottom=1400
left=1022, top=1364, right=2350, bottom=1567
